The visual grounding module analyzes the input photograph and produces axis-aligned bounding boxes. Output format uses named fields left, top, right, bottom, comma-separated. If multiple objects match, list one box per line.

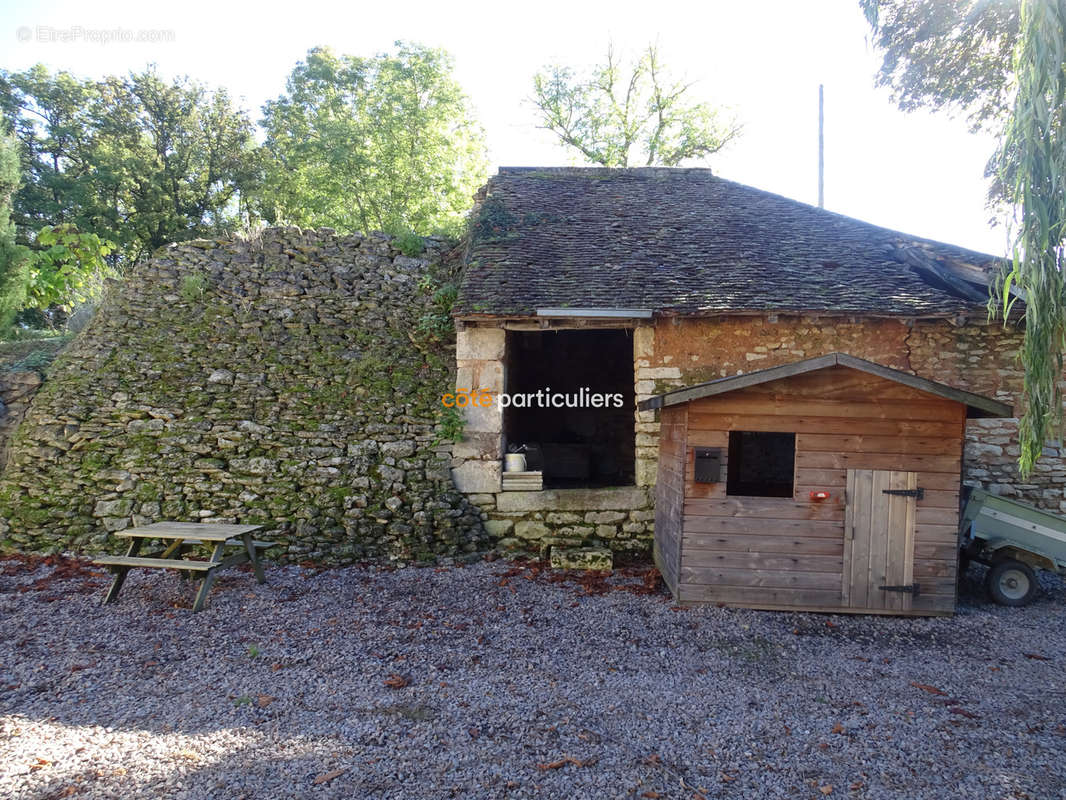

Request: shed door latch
left=878, top=582, right=921, bottom=597
left=882, top=487, right=924, bottom=500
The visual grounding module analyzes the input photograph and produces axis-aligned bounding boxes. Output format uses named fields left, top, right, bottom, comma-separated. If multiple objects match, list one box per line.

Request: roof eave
left=638, top=352, right=1012, bottom=418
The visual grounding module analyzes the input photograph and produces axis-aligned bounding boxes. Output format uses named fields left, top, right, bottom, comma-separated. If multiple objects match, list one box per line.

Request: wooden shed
left=640, top=353, right=1012, bottom=616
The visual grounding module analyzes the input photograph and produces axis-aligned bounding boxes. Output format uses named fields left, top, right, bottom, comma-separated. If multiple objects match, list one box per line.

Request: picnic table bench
left=93, top=522, right=275, bottom=612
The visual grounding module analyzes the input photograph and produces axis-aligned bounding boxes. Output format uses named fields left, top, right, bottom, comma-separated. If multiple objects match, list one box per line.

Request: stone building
left=450, top=167, right=1049, bottom=556
left=0, top=167, right=1057, bottom=565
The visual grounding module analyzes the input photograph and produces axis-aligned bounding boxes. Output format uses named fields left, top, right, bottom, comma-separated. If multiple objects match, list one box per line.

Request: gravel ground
left=1, top=554, right=1064, bottom=800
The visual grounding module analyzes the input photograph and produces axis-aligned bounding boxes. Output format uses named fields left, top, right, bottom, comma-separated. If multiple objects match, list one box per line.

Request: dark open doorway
left=505, top=329, right=635, bottom=488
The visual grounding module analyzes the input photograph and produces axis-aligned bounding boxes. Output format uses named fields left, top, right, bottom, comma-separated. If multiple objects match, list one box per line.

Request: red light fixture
left=809, top=490, right=831, bottom=501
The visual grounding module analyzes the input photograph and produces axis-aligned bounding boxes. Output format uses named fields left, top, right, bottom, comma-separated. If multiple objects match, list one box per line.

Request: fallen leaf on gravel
left=831, top=722, right=844, bottom=734
left=256, top=694, right=276, bottom=708
left=910, top=682, right=947, bottom=696
left=850, top=781, right=864, bottom=790
left=178, top=750, right=200, bottom=761
left=644, top=754, right=662, bottom=765
left=29, top=758, right=50, bottom=771
left=641, top=792, right=662, bottom=799
left=313, top=768, right=346, bottom=785
left=383, top=674, right=409, bottom=689
left=1024, top=653, right=1050, bottom=660
left=719, top=772, right=737, bottom=782
left=537, top=755, right=588, bottom=770
left=820, top=785, right=833, bottom=795
left=948, top=707, right=979, bottom=719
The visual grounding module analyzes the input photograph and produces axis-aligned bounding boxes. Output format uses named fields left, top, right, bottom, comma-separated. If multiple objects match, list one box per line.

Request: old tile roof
left=455, top=167, right=1003, bottom=318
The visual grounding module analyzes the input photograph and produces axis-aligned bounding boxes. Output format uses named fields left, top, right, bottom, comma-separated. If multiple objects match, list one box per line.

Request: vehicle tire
left=986, top=559, right=1039, bottom=607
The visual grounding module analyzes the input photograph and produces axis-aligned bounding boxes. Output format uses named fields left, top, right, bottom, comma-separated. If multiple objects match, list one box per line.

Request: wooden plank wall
left=677, top=366, right=964, bottom=615
left=653, top=404, right=687, bottom=599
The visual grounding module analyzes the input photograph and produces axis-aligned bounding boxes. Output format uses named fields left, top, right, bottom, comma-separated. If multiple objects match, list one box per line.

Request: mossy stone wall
left=0, top=227, right=488, bottom=563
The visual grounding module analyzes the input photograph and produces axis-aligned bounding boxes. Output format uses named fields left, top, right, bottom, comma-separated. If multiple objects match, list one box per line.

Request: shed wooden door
left=843, top=469, right=918, bottom=611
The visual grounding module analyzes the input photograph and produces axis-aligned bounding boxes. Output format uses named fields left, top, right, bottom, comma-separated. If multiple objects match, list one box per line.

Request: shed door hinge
left=882, top=487, right=924, bottom=500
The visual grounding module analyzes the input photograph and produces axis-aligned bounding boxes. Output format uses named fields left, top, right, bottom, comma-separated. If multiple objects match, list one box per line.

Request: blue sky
left=2, top=0, right=1007, bottom=255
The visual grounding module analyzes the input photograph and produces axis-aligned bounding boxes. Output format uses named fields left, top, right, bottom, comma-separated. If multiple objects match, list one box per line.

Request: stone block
left=456, top=327, right=505, bottom=361
left=550, top=547, right=613, bottom=571
left=514, top=520, right=550, bottom=540
left=451, top=432, right=502, bottom=460
left=546, top=512, right=582, bottom=524
left=633, top=326, right=654, bottom=359
left=476, top=361, right=504, bottom=393
left=450, top=460, right=501, bottom=493
left=636, top=366, right=681, bottom=380
left=495, top=486, right=650, bottom=513
left=94, top=498, right=133, bottom=517
left=483, top=518, right=513, bottom=538
left=462, top=398, right=502, bottom=435
left=636, top=458, right=658, bottom=487
left=585, top=510, right=625, bottom=524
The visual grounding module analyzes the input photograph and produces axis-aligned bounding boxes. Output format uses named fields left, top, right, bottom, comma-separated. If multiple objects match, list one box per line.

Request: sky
left=1, top=0, right=1009, bottom=256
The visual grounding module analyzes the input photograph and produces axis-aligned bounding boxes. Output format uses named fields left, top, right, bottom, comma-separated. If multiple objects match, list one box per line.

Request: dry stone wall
left=0, top=372, right=43, bottom=469
left=0, top=228, right=488, bottom=562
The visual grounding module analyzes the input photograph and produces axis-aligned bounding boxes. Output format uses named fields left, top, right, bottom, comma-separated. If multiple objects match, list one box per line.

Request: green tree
left=260, top=43, right=487, bottom=236
left=25, top=224, right=114, bottom=312
left=0, top=65, right=258, bottom=270
left=0, top=134, right=29, bottom=334
left=0, top=66, right=98, bottom=240
left=92, top=69, right=258, bottom=261
left=531, top=43, right=741, bottom=167
left=864, top=0, right=1066, bottom=476
left=993, top=0, right=1066, bottom=475
left=860, top=0, right=1019, bottom=130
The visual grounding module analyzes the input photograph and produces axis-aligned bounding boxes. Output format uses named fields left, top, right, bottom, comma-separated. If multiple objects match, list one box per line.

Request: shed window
left=726, top=431, right=795, bottom=497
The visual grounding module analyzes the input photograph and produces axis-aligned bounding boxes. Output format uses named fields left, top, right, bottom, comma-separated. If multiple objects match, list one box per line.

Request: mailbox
left=693, top=447, right=722, bottom=483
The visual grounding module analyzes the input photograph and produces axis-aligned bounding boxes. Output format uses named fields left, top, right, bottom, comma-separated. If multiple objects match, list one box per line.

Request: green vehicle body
left=960, top=488, right=1066, bottom=575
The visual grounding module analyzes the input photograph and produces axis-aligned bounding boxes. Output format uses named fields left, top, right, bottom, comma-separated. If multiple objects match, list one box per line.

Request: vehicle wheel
left=986, top=559, right=1039, bottom=607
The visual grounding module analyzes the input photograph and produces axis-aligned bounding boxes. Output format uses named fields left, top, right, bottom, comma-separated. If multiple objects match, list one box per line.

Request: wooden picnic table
left=93, top=522, right=275, bottom=612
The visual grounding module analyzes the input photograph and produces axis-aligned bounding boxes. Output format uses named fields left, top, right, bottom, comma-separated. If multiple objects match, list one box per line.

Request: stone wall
left=0, top=228, right=488, bottom=562
left=449, top=312, right=1059, bottom=557
left=0, top=372, right=43, bottom=469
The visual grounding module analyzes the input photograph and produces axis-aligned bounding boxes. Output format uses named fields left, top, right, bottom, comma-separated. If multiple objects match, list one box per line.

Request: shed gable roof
left=456, top=167, right=1003, bottom=318
left=637, top=352, right=1012, bottom=419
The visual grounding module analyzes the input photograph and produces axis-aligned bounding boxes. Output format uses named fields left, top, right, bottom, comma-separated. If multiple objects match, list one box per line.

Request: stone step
left=549, top=546, right=613, bottom=571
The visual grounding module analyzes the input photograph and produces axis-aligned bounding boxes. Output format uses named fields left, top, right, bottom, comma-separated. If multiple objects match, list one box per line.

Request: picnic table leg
left=242, top=532, right=266, bottom=584
left=192, top=541, right=226, bottom=613
left=103, top=538, right=142, bottom=604
left=159, top=539, right=194, bottom=580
